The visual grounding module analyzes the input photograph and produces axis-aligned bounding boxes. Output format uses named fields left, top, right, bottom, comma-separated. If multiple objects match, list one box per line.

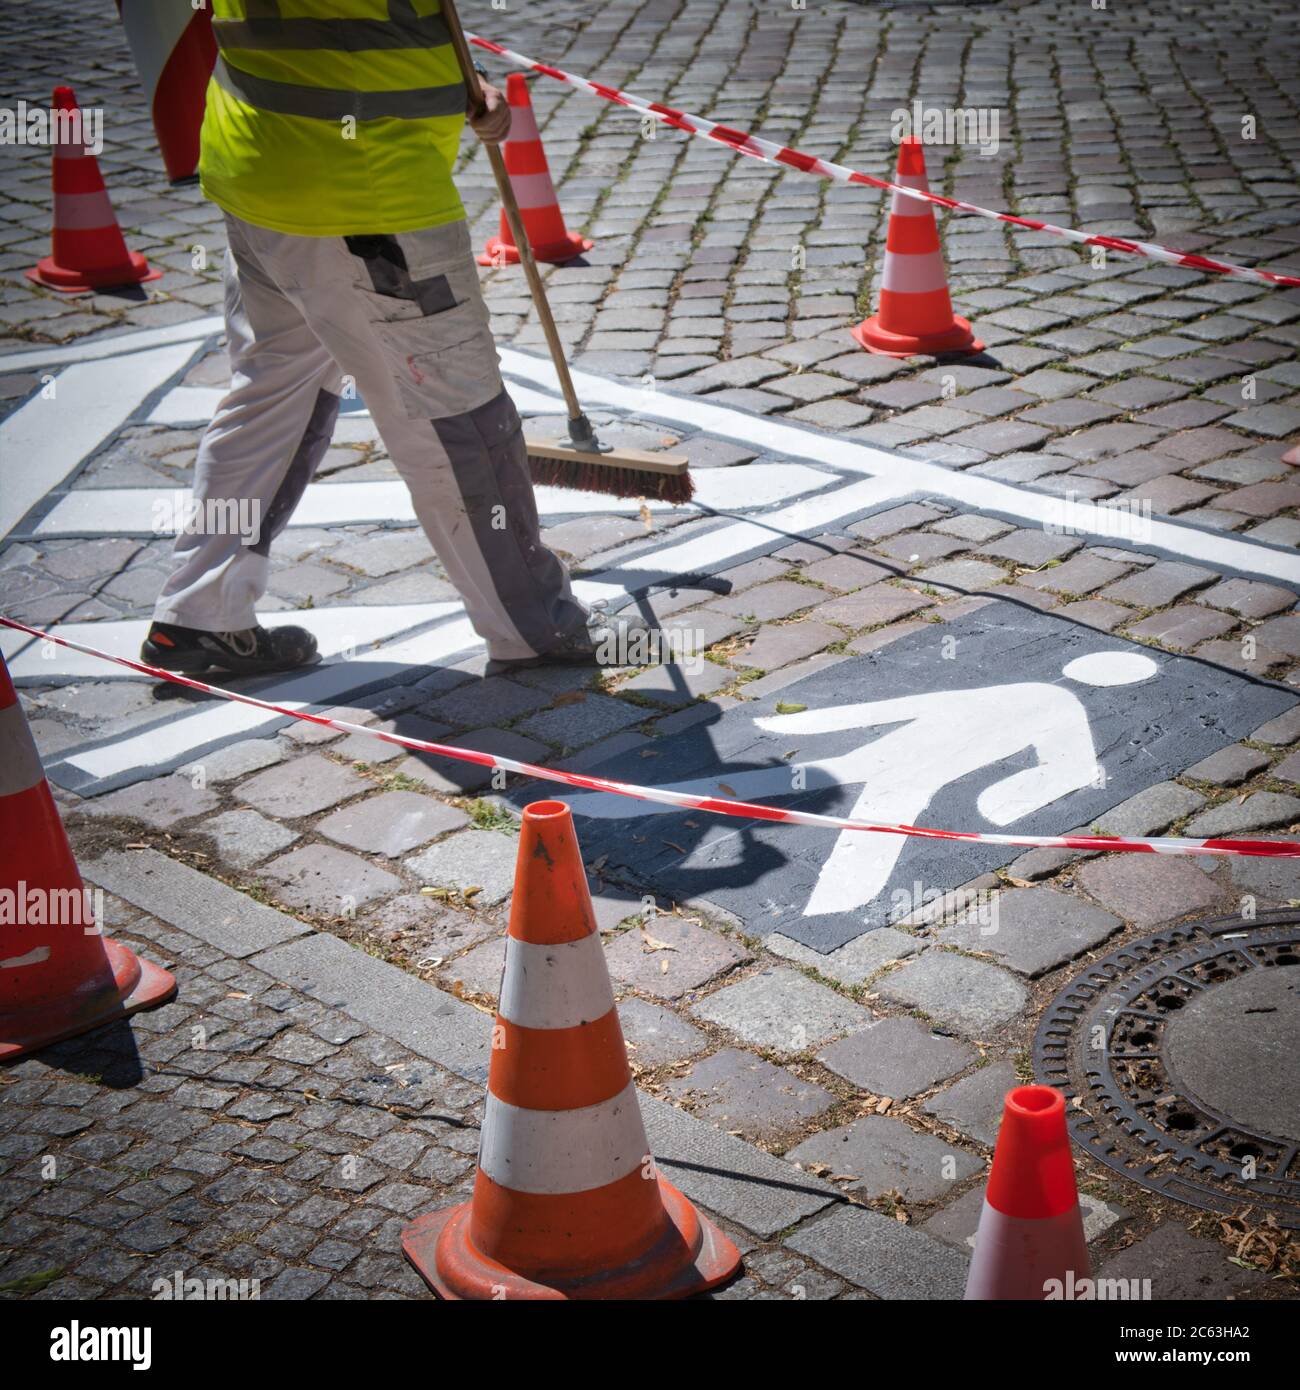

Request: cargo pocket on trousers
left=376, top=300, right=505, bottom=421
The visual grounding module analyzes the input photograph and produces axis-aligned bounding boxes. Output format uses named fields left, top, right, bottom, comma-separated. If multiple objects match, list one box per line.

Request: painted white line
left=34, top=472, right=900, bottom=786
left=54, top=616, right=479, bottom=785
left=30, top=463, right=834, bottom=537
left=0, top=342, right=198, bottom=540
left=0, top=315, right=224, bottom=374
left=499, top=349, right=1300, bottom=585
left=2, top=604, right=458, bottom=681
left=572, top=475, right=907, bottom=608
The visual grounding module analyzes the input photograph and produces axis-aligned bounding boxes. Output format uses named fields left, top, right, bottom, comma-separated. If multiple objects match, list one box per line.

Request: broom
left=441, top=0, right=693, bottom=505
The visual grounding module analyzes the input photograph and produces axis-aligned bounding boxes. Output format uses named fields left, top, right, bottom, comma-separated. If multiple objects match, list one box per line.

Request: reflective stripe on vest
left=213, top=53, right=463, bottom=121
left=212, top=9, right=450, bottom=53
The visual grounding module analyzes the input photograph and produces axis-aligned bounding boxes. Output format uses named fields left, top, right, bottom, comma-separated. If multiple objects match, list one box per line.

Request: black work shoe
left=488, top=610, right=666, bottom=673
left=142, top=621, right=319, bottom=677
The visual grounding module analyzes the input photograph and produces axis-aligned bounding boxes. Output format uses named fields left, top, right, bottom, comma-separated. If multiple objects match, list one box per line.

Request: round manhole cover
left=1034, top=908, right=1300, bottom=1228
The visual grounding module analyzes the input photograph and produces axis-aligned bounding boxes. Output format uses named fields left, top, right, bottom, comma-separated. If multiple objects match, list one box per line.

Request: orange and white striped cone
left=26, top=86, right=162, bottom=293
left=0, top=653, right=175, bottom=1061
left=964, top=1085, right=1090, bottom=1300
left=115, top=0, right=217, bottom=183
left=477, top=72, right=594, bottom=267
left=851, top=136, right=981, bottom=358
left=402, top=799, right=741, bottom=1299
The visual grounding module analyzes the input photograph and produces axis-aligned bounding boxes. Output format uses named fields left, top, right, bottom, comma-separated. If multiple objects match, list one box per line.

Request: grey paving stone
left=1076, top=854, right=1227, bottom=926
left=712, top=579, right=819, bottom=621
left=786, top=1203, right=969, bottom=1300
left=807, top=586, right=933, bottom=629
left=922, top=1061, right=1018, bottom=1145
left=937, top=886, right=1121, bottom=977
left=640, top=1094, right=835, bottom=1239
left=816, top=1017, right=975, bottom=1099
left=86, top=849, right=310, bottom=958
left=1226, top=852, right=1300, bottom=904
left=395, top=727, right=551, bottom=794
left=876, top=952, right=1029, bottom=1036
left=250, top=933, right=490, bottom=1082
left=517, top=693, right=646, bottom=750
left=690, top=968, right=869, bottom=1055
left=1254, top=614, right=1300, bottom=659
left=405, top=829, right=519, bottom=907
left=913, top=558, right=1008, bottom=593
left=1124, top=604, right=1237, bottom=651
left=235, top=755, right=370, bottom=818
left=871, top=532, right=969, bottom=567
left=616, top=660, right=733, bottom=707
left=262, top=845, right=402, bottom=913
left=787, top=1115, right=982, bottom=1202
left=1251, top=705, right=1300, bottom=745
left=664, top=1048, right=837, bottom=1142
left=1199, top=577, right=1296, bottom=619
left=605, top=917, right=752, bottom=1001
left=179, top=739, right=285, bottom=784
left=1182, top=744, right=1271, bottom=786
left=1184, top=792, right=1300, bottom=838
left=617, top=997, right=709, bottom=1069
left=731, top=620, right=840, bottom=672
left=364, top=893, right=497, bottom=957
left=1094, top=1223, right=1267, bottom=1300
left=201, top=809, right=300, bottom=870
left=930, top=514, right=1014, bottom=544
left=318, top=791, right=469, bottom=857
left=847, top=503, right=948, bottom=542
left=976, top=529, right=1081, bottom=568
left=438, top=935, right=506, bottom=999
left=426, top=675, right=550, bottom=727
left=80, top=774, right=218, bottom=829
left=1099, top=561, right=1215, bottom=608
left=763, top=927, right=922, bottom=986
left=1020, top=552, right=1132, bottom=596
left=800, top=551, right=894, bottom=591
left=328, top=531, right=434, bottom=577
left=1094, top=781, right=1206, bottom=836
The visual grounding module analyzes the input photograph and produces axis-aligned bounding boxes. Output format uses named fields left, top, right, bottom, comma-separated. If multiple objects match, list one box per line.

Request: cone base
left=26, top=252, right=162, bottom=294
left=852, top=313, right=982, bottom=358
left=402, top=1175, right=741, bottom=1300
left=0, top=938, right=177, bottom=1062
left=477, top=231, right=595, bottom=267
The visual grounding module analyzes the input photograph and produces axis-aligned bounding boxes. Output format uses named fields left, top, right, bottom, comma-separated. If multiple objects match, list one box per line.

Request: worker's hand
left=468, top=83, right=511, bottom=145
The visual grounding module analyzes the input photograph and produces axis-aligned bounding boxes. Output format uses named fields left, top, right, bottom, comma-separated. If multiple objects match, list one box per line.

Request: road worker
left=143, top=0, right=648, bottom=677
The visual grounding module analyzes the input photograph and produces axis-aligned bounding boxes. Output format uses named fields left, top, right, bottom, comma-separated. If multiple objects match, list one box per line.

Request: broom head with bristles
left=526, top=437, right=695, bottom=504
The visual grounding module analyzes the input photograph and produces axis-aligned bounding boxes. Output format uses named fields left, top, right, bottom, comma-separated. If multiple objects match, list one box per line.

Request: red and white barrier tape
left=468, top=33, right=1300, bottom=291
left=3, top=615, right=1296, bottom=860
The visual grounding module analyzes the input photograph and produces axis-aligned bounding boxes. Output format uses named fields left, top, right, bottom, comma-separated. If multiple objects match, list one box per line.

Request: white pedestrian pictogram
left=565, top=650, right=1159, bottom=918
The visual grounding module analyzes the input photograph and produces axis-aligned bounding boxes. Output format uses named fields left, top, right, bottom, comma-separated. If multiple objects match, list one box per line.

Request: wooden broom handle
left=442, top=0, right=584, bottom=422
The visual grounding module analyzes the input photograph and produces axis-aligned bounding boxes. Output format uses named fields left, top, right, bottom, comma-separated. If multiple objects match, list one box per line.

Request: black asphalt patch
left=529, top=602, right=1296, bottom=953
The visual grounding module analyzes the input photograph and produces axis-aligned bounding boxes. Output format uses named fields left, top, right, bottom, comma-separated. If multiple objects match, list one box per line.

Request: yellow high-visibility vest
left=201, top=0, right=467, bottom=237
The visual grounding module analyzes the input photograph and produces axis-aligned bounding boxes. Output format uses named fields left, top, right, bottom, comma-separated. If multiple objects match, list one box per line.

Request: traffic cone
left=402, top=799, right=741, bottom=1299
left=0, top=653, right=175, bottom=1061
left=477, top=73, right=594, bottom=267
left=851, top=136, right=980, bottom=357
left=116, top=1, right=217, bottom=183
left=964, top=1085, right=1090, bottom=1300
left=26, top=85, right=162, bottom=293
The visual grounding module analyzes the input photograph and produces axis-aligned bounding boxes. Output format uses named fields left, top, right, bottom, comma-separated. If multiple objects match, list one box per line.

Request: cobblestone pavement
left=2, top=0, right=1299, bottom=1299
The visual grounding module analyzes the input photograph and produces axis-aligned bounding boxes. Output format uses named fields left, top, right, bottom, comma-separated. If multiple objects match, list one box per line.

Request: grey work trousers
left=153, top=213, right=587, bottom=662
